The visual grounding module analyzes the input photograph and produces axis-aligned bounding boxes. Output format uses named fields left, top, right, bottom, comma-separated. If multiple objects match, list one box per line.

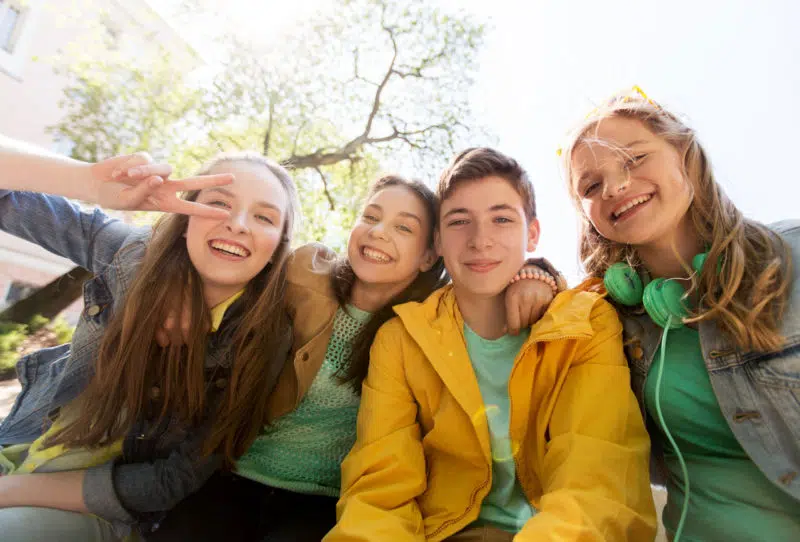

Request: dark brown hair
left=49, top=153, right=300, bottom=465
left=331, top=175, right=448, bottom=389
left=437, top=147, right=536, bottom=219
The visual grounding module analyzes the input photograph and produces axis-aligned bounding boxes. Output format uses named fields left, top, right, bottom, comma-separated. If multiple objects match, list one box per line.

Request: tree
left=5, top=0, right=488, bottom=322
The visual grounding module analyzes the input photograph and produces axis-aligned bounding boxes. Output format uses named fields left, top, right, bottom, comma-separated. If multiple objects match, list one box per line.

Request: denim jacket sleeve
left=82, top=432, right=222, bottom=525
left=0, top=190, right=134, bottom=273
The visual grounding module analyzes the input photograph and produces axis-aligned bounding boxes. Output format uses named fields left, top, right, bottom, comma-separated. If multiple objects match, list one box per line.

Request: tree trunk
left=0, top=267, right=92, bottom=324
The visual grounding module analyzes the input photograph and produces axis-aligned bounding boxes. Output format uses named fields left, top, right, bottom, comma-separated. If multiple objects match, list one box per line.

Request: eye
left=396, top=224, right=413, bottom=233
left=362, top=214, right=378, bottom=223
left=447, top=219, right=468, bottom=227
left=624, top=153, right=648, bottom=169
left=582, top=182, right=600, bottom=197
left=256, top=214, right=275, bottom=225
left=494, top=216, right=513, bottom=224
left=206, top=200, right=231, bottom=209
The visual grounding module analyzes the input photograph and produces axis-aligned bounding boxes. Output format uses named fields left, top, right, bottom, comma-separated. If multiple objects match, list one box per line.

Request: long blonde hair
left=49, top=152, right=300, bottom=465
left=562, top=94, right=792, bottom=352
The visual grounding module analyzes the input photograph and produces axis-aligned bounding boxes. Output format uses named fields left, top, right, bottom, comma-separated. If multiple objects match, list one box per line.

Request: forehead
left=204, top=161, right=288, bottom=210
left=368, top=185, right=426, bottom=212
left=441, top=176, right=524, bottom=212
left=572, top=117, right=654, bottom=160
left=570, top=117, right=656, bottom=182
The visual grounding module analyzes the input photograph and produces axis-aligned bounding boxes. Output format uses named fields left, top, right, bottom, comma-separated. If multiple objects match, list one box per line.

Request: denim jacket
left=623, top=219, right=800, bottom=502
left=0, top=190, right=289, bottom=535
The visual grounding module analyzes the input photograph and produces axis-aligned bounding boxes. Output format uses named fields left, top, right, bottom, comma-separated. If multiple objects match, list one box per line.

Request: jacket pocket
left=746, top=343, right=800, bottom=442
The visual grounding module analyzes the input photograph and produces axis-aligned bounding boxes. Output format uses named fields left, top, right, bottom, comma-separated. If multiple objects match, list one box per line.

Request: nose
left=467, top=221, right=493, bottom=250
left=368, top=222, right=389, bottom=241
left=225, top=211, right=249, bottom=234
left=602, top=171, right=631, bottom=200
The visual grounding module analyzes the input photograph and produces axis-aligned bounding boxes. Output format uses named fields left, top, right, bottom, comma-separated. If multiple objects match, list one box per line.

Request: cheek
left=582, top=200, right=602, bottom=224
left=255, top=230, right=282, bottom=258
left=185, top=218, right=208, bottom=246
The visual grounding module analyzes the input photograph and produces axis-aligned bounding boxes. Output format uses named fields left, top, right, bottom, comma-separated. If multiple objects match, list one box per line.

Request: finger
left=505, top=292, right=521, bottom=336
left=156, top=328, right=170, bottom=348
left=165, top=312, right=184, bottom=346
left=180, top=301, right=191, bottom=344
left=111, top=153, right=154, bottom=179
left=166, top=198, right=231, bottom=219
left=166, top=173, right=234, bottom=192
left=519, top=295, right=542, bottom=329
left=119, top=176, right=164, bottom=208
left=126, top=163, right=173, bottom=180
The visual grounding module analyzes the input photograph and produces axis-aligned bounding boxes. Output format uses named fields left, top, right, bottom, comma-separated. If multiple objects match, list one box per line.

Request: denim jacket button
left=631, top=346, right=644, bottom=360
left=86, top=305, right=102, bottom=317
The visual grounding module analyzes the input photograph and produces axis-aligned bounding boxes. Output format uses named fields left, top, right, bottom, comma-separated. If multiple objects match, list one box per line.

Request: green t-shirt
left=464, top=323, right=536, bottom=533
left=235, top=305, right=370, bottom=497
left=645, top=326, right=800, bottom=541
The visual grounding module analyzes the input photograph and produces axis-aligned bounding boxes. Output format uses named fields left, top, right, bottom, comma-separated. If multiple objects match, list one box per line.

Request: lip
left=463, top=260, right=501, bottom=273
left=610, top=193, right=654, bottom=223
left=208, top=238, right=251, bottom=260
left=360, top=245, right=394, bottom=264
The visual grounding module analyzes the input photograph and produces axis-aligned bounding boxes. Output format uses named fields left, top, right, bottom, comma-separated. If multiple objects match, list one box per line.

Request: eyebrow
left=442, top=203, right=518, bottom=218
left=205, top=187, right=282, bottom=213
left=573, top=139, right=650, bottom=188
left=365, top=203, right=423, bottom=224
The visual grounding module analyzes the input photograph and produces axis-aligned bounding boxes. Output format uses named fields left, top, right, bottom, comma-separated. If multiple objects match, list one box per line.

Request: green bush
left=0, top=315, right=76, bottom=378
left=27, top=314, right=50, bottom=333
left=51, top=316, right=75, bottom=344
left=0, top=321, right=28, bottom=375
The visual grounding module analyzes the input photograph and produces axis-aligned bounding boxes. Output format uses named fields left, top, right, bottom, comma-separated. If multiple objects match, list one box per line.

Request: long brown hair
left=48, top=153, right=300, bottom=465
left=332, top=175, right=448, bottom=389
left=561, top=94, right=792, bottom=352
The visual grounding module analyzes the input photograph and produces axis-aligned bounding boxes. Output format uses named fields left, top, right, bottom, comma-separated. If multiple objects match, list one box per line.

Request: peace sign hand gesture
left=89, top=152, right=233, bottom=219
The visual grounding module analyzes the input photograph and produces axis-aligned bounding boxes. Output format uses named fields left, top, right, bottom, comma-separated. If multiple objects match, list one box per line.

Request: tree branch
left=263, top=97, right=275, bottom=156
left=314, top=166, right=336, bottom=210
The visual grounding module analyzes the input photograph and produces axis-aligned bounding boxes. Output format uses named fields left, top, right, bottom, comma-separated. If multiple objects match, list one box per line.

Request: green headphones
left=603, top=252, right=709, bottom=329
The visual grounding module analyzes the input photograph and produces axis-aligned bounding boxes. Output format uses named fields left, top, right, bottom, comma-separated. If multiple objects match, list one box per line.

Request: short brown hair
left=437, top=147, right=536, bottom=219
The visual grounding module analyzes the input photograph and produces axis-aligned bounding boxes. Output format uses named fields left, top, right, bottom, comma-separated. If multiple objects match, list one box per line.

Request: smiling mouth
left=464, top=261, right=500, bottom=273
left=361, top=246, right=393, bottom=263
left=612, top=194, right=653, bottom=220
left=209, top=240, right=251, bottom=259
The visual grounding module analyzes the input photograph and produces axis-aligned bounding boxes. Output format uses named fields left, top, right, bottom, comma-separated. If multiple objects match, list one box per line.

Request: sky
left=166, top=0, right=800, bottom=282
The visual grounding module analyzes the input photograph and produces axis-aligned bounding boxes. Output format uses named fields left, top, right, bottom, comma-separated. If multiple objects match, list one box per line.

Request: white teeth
left=614, top=195, right=651, bottom=218
left=210, top=240, right=249, bottom=257
left=363, top=247, right=391, bottom=262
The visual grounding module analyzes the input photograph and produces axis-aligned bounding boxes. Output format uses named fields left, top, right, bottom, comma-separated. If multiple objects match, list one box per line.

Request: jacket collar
left=392, top=285, right=598, bottom=459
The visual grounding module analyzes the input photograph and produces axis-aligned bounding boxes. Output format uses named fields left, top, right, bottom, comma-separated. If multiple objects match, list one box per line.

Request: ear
left=434, top=228, right=443, bottom=257
left=419, top=247, right=437, bottom=273
left=526, top=218, right=541, bottom=253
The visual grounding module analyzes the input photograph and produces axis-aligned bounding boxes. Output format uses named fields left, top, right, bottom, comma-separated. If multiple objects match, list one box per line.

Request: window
left=0, top=1, right=23, bottom=54
left=0, top=0, right=39, bottom=79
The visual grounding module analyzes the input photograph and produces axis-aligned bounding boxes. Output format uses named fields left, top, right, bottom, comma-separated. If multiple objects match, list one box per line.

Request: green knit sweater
left=235, top=305, right=370, bottom=496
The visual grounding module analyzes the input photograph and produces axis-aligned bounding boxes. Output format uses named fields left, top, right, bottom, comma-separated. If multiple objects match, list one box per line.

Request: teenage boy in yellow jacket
left=325, top=148, right=656, bottom=541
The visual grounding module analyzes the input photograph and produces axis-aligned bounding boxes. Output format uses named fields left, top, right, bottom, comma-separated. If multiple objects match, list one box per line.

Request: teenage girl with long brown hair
left=0, top=142, right=299, bottom=541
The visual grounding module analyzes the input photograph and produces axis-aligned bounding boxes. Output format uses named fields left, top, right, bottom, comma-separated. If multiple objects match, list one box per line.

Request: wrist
left=80, top=162, right=104, bottom=203
left=511, top=267, right=558, bottom=293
